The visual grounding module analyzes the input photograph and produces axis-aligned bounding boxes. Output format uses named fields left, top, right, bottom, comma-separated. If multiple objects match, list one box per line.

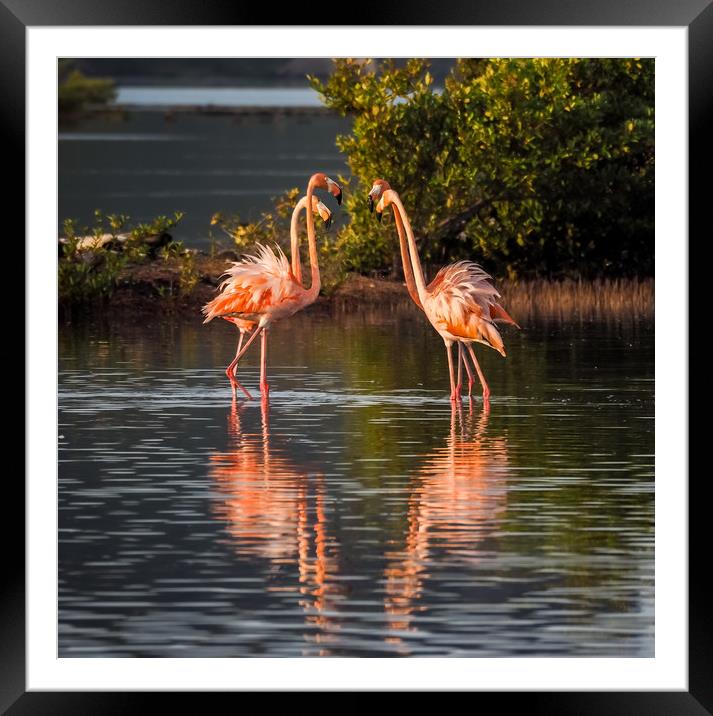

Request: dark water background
left=58, top=308, right=654, bottom=657
left=59, top=110, right=351, bottom=246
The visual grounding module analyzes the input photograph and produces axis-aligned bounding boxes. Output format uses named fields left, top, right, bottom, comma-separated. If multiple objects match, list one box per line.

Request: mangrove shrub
left=310, top=58, right=654, bottom=279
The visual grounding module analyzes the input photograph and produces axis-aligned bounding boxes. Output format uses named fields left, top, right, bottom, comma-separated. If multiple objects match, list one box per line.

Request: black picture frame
left=6, top=0, right=704, bottom=710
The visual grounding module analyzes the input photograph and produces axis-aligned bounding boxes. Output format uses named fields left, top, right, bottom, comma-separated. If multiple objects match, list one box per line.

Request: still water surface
left=59, top=112, right=350, bottom=245
left=114, top=86, right=325, bottom=107
left=59, top=308, right=654, bottom=657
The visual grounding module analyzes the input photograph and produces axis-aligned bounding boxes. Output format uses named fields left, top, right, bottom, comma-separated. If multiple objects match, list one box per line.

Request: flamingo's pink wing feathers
left=488, top=302, right=520, bottom=328
left=426, top=261, right=517, bottom=355
left=202, top=244, right=298, bottom=323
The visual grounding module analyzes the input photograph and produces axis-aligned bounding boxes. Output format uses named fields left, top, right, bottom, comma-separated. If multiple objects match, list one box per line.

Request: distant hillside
left=72, top=58, right=457, bottom=87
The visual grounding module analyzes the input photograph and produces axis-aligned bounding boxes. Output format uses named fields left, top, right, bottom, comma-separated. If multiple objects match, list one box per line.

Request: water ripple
left=58, top=319, right=654, bottom=657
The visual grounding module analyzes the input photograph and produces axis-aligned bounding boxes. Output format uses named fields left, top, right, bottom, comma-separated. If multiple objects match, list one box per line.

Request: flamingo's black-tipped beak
left=326, top=177, right=343, bottom=206
left=376, top=210, right=383, bottom=223
left=324, top=215, right=333, bottom=231
left=367, top=195, right=374, bottom=213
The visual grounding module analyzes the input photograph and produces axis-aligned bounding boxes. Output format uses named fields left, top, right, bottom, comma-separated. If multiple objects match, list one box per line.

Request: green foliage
left=310, top=58, right=654, bottom=278
left=211, top=188, right=303, bottom=253
left=58, top=60, right=117, bottom=115
left=130, top=211, right=185, bottom=243
left=177, top=248, right=200, bottom=295
left=59, top=211, right=184, bottom=307
left=59, top=218, right=128, bottom=307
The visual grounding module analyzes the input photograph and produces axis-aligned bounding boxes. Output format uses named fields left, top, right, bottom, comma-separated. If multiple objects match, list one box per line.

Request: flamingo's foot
left=227, top=376, right=238, bottom=396
left=235, top=380, right=253, bottom=400
left=230, top=374, right=253, bottom=400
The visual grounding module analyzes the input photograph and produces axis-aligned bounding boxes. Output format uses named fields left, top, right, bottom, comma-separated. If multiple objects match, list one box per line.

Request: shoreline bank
left=60, top=104, right=338, bottom=124
left=59, top=252, right=654, bottom=325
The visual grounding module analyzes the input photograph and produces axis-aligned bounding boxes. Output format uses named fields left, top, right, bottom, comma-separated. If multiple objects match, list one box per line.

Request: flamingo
left=369, top=180, right=479, bottom=398
left=370, top=182, right=518, bottom=404
left=202, top=173, right=342, bottom=397
left=217, top=195, right=333, bottom=398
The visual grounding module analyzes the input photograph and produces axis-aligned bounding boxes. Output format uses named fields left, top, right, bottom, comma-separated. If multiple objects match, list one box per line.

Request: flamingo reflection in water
left=208, top=399, right=342, bottom=653
left=382, top=402, right=510, bottom=650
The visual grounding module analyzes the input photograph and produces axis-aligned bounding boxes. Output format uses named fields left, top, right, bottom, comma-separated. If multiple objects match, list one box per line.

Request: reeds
left=498, top=277, right=654, bottom=324
left=330, top=275, right=654, bottom=324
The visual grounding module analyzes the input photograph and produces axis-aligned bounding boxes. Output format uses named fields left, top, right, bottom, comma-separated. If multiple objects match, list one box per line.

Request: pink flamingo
left=370, top=182, right=518, bottom=404
left=368, top=180, right=480, bottom=395
left=203, top=173, right=342, bottom=397
left=217, top=194, right=333, bottom=398
left=368, top=180, right=478, bottom=398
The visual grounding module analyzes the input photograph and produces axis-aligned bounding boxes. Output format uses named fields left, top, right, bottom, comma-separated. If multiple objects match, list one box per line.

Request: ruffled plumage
left=424, top=260, right=518, bottom=355
left=202, top=244, right=302, bottom=324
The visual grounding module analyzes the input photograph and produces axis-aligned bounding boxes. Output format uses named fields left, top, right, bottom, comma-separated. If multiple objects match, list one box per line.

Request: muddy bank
left=59, top=251, right=654, bottom=325
left=59, top=252, right=416, bottom=324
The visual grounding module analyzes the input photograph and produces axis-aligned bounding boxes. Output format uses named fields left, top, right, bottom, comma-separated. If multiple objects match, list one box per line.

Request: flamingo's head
left=367, top=179, right=390, bottom=213
left=311, top=196, right=333, bottom=230
left=309, top=173, right=343, bottom=206
left=374, top=188, right=397, bottom=223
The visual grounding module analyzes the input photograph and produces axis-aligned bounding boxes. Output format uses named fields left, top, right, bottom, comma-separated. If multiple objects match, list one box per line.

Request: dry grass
left=329, top=274, right=654, bottom=324
left=497, top=278, right=654, bottom=324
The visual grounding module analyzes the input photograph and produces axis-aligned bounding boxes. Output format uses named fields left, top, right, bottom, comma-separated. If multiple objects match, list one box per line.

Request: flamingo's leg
left=225, top=330, right=253, bottom=400
left=259, top=329, right=270, bottom=396
left=234, top=323, right=264, bottom=362
left=231, top=330, right=245, bottom=376
left=227, top=324, right=265, bottom=399
left=465, top=343, right=491, bottom=405
left=445, top=341, right=460, bottom=402
left=225, top=342, right=240, bottom=384
left=456, top=343, right=464, bottom=399
left=459, top=342, right=476, bottom=398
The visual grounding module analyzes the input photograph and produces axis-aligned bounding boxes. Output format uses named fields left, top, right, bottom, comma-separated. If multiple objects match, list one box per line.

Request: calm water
left=59, top=111, right=351, bottom=246
left=58, top=308, right=654, bottom=657
left=114, top=86, right=324, bottom=107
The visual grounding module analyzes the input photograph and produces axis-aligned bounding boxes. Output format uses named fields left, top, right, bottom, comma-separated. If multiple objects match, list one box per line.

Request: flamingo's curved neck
left=392, top=205, right=423, bottom=310
left=304, top=180, right=321, bottom=300
left=390, top=193, right=428, bottom=304
left=289, top=196, right=308, bottom=286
